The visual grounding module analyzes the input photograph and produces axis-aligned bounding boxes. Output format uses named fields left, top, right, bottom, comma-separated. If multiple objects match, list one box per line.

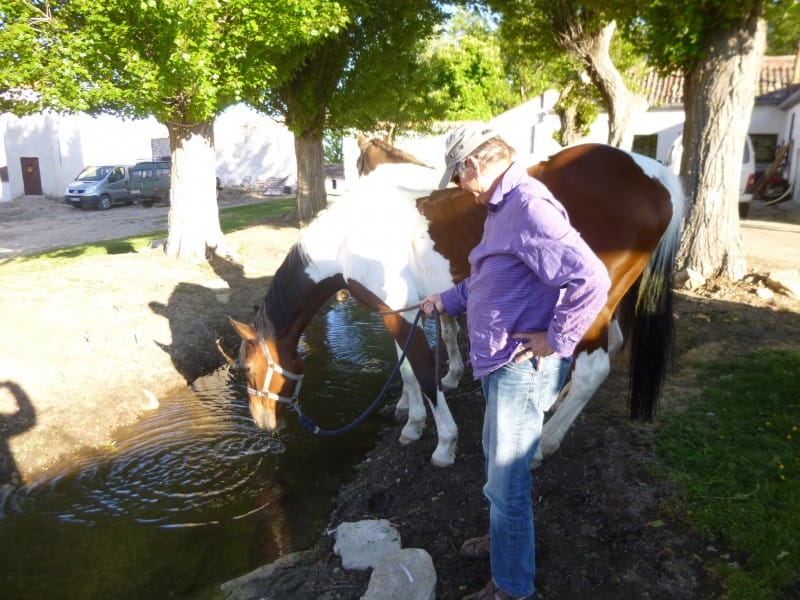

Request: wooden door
left=20, top=157, right=43, bottom=195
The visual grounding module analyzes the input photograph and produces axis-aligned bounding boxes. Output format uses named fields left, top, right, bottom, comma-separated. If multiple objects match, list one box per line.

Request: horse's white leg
left=531, top=348, right=611, bottom=468
left=439, top=314, right=463, bottom=390
left=393, top=341, right=410, bottom=420
left=397, top=358, right=427, bottom=445
left=426, top=389, right=458, bottom=467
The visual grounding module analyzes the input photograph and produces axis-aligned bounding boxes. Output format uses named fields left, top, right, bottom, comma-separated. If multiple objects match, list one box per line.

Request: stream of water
left=0, top=299, right=432, bottom=599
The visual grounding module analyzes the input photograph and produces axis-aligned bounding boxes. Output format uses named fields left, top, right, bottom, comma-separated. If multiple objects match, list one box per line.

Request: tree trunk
left=555, top=81, right=585, bottom=146
left=578, top=22, right=648, bottom=149
left=676, top=15, right=766, bottom=281
left=164, top=121, right=227, bottom=259
left=294, top=132, right=327, bottom=223
left=553, top=16, right=647, bottom=149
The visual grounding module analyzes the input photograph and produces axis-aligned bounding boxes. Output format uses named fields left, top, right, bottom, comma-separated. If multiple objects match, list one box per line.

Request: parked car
left=665, top=134, right=756, bottom=218
left=64, top=165, right=132, bottom=209
left=128, top=160, right=171, bottom=207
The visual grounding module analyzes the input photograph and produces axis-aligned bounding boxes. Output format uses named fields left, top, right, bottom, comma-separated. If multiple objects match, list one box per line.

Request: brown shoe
left=459, top=534, right=490, bottom=559
left=462, top=579, right=535, bottom=600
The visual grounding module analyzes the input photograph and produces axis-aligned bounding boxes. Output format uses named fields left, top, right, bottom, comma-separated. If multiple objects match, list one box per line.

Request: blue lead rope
left=295, top=308, right=437, bottom=436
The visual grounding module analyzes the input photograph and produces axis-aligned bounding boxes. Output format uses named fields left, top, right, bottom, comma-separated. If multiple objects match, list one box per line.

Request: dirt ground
left=0, top=190, right=302, bottom=480
left=2, top=193, right=800, bottom=599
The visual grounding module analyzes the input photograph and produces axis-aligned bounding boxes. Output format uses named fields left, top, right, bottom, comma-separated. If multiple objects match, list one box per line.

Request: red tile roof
left=641, top=55, right=797, bottom=108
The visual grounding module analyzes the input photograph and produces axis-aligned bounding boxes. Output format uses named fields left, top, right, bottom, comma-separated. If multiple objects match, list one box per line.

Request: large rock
left=362, top=548, right=436, bottom=600
left=333, top=519, right=402, bottom=570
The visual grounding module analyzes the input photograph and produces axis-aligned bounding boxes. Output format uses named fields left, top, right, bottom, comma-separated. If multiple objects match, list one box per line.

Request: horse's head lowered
left=229, top=317, right=304, bottom=432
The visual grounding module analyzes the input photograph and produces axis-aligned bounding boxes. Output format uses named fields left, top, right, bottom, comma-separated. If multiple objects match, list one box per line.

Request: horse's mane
left=365, top=138, right=433, bottom=169
left=254, top=244, right=312, bottom=339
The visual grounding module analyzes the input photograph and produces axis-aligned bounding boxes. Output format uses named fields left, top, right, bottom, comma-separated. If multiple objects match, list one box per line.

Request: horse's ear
left=229, top=316, right=257, bottom=343
left=357, top=133, right=369, bottom=150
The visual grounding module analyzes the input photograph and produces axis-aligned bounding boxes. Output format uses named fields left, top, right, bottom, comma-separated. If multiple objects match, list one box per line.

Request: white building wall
left=0, top=114, right=11, bottom=202
left=342, top=92, right=566, bottom=190
left=0, top=104, right=296, bottom=202
left=4, top=112, right=62, bottom=198
left=778, top=97, right=800, bottom=199
left=214, top=104, right=297, bottom=188
left=750, top=105, right=787, bottom=139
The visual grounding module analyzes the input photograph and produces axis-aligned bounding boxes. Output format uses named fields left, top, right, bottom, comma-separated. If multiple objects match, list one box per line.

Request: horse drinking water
left=231, top=142, right=684, bottom=467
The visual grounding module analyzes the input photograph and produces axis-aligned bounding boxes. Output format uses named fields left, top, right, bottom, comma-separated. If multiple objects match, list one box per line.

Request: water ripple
left=6, top=372, right=285, bottom=527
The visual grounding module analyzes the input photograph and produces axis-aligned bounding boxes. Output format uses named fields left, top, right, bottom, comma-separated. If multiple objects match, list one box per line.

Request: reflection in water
left=4, top=383, right=284, bottom=528
left=0, top=297, right=416, bottom=599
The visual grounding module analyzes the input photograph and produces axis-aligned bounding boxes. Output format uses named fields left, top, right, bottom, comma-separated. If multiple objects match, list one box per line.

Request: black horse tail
left=625, top=170, right=685, bottom=421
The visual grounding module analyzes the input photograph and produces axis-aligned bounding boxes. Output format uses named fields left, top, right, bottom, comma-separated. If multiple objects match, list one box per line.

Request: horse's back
left=530, top=144, right=675, bottom=256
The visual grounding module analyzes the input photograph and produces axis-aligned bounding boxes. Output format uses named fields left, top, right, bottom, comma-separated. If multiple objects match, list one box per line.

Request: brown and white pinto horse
left=231, top=143, right=684, bottom=468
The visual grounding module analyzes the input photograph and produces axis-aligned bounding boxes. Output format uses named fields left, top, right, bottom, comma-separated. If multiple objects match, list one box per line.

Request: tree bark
left=164, top=121, right=227, bottom=260
left=294, top=132, right=327, bottom=223
left=553, top=17, right=647, bottom=149
left=555, top=81, right=585, bottom=146
left=676, top=15, right=766, bottom=281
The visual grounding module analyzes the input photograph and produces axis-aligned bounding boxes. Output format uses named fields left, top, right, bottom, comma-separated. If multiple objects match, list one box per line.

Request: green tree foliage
left=323, top=134, right=343, bottom=164
left=1, top=0, right=349, bottom=258
left=423, top=6, right=521, bottom=122
left=0, top=2, right=50, bottom=113
left=248, top=0, right=446, bottom=221
left=766, top=0, right=800, bottom=54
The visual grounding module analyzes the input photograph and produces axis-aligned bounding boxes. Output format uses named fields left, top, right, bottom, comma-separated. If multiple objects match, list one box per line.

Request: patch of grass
left=219, top=197, right=296, bottom=231
left=655, top=350, right=800, bottom=599
left=0, top=198, right=296, bottom=274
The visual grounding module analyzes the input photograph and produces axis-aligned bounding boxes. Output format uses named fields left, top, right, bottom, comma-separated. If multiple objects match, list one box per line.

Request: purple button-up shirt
left=440, top=161, right=610, bottom=378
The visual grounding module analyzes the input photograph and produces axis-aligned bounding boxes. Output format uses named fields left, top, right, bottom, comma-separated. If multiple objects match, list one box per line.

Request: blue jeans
left=480, top=354, right=571, bottom=597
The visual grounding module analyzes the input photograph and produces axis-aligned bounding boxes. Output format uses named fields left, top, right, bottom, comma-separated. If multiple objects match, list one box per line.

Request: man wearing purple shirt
left=421, top=124, right=610, bottom=600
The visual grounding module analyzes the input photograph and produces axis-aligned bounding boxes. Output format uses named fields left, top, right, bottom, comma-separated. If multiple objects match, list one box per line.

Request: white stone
left=362, top=548, right=436, bottom=600
left=334, top=519, right=402, bottom=570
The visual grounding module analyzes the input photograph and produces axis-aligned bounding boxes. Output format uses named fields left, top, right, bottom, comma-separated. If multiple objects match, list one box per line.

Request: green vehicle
left=128, top=161, right=171, bottom=207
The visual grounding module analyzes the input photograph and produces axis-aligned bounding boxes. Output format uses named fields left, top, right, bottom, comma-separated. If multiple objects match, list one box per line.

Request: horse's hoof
left=440, top=374, right=460, bottom=391
left=399, top=421, right=424, bottom=444
left=430, top=449, right=455, bottom=468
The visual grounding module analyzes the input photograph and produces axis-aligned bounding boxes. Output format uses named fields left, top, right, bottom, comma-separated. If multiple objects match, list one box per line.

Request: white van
left=64, top=165, right=133, bottom=210
left=665, top=134, right=756, bottom=218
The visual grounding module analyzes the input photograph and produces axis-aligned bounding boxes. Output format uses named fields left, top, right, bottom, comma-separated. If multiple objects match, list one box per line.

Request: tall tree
left=624, top=1, right=777, bottom=280
left=1, top=0, right=348, bottom=258
left=487, top=0, right=647, bottom=149
left=249, top=1, right=444, bottom=223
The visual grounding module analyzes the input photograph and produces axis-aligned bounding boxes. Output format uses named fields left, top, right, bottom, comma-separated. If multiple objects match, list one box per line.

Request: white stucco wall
left=214, top=104, right=297, bottom=188
left=0, top=114, right=10, bottom=202
left=0, top=104, right=296, bottom=202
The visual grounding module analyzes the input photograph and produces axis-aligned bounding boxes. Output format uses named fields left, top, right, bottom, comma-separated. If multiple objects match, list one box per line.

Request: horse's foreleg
left=439, top=314, right=463, bottom=390
left=531, top=347, right=611, bottom=468
left=397, top=357, right=427, bottom=445
left=393, top=341, right=411, bottom=420
left=426, top=389, right=458, bottom=467
left=346, top=279, right=458, bottom=467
